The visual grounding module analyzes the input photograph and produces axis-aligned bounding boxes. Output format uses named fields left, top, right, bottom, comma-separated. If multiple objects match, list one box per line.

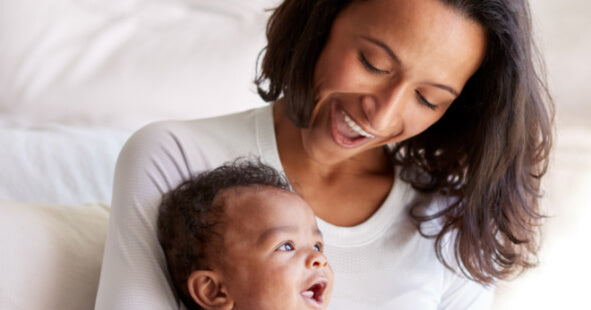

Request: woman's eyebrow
left=425, top=82, right=459, bottom=96
left=360, top=35, right=460, bottom=96
left=361, top=35, right=401, bottom=65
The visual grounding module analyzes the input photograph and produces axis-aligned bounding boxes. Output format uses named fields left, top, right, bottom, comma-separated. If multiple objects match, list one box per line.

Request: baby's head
left=158, top=160, right=333, bottom=310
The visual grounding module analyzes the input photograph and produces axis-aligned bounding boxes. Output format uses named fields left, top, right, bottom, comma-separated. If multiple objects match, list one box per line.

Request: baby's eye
left=313, top=243, right=323, bottom=252
left=277, top=241, right=295, bottom=251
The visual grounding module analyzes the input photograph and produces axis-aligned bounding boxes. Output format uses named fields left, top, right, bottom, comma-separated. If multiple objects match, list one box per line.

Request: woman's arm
left=95, top=108, right=263, bottom=309
left=95, top=122, right=193, bottom=309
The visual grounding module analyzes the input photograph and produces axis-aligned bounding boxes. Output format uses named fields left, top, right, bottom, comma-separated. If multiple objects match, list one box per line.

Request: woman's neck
left=273, top=101, right=395, bottom=226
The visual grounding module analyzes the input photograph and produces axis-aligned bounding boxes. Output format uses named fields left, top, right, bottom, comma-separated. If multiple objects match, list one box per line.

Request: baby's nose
left=306, top=250, right=328, bottom=269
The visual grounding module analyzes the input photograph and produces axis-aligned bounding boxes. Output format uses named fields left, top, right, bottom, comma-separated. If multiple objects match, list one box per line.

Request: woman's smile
left=342, top=113, right=375, bottom=139
left=331, top=102, right=378, bottom=149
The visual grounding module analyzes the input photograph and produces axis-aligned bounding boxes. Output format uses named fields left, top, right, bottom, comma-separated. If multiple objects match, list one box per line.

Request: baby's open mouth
left=301, top=281, right=327, bottom=306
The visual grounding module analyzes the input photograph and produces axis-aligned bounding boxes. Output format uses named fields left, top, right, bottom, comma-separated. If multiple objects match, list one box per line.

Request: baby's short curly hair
left=157, top=158, right=290, bottom=309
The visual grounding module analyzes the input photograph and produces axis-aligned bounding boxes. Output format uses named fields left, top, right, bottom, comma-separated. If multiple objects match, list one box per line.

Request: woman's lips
left=331, top=103, right=375, bottom=148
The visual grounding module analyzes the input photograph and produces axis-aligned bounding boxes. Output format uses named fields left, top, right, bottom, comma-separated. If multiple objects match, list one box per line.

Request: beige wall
left=532, top=0, right=591, bottom=123
left=493, top=1, right=591, bottom=309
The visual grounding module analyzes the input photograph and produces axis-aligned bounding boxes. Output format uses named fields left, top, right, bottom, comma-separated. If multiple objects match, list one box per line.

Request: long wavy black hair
left=256, top=0, right=554, bottom=284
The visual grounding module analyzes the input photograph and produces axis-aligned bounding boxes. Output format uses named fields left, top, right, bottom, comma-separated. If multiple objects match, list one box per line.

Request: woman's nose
left=361, top=83, right=407, bottom=133
left=306, top=250, right=328, bottom=269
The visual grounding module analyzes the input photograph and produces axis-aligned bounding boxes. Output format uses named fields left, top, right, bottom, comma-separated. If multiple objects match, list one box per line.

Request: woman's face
left=302, top=0, right=487, bottom=165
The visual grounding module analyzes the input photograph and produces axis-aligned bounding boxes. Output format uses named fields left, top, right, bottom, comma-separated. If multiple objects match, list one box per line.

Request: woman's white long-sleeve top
left=95, top=105, right=493, bottom=310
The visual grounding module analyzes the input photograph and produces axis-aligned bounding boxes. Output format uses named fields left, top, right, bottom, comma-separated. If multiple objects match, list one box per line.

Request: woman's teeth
left=343, top=112, right=375, bottom=139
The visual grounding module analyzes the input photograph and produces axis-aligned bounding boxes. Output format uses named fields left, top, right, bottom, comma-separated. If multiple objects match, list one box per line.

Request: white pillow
left=0, top=201, right=109, bottom=310
left=0, top=124, right=130, bottom=205
left=0, top=0, right=281, bottom=129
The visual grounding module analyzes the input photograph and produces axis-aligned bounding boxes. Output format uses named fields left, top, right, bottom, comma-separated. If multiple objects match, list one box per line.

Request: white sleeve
left=438, top=269, right=495, bottom=310
left=95, top=122, right=197, bottom=310
left=422, top=199, right=495, bottom=310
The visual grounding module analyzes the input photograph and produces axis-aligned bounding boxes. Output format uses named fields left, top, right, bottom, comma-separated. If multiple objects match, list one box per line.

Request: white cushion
left=0, top=125, right=130, bottom=205
left=0, top=201, right=109, bottom=310
left=0, top=0, right=280, bottom=129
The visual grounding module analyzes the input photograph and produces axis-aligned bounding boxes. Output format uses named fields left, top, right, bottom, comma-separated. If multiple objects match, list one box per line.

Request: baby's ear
left=187, top=270, right=233, bottom=310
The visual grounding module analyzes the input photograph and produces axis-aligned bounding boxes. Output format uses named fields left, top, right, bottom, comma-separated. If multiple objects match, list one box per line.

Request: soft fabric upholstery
left=0, top=201, right=109, bottom=310
left=0, top=0, right=279, bottom=130
left=0, top=125, right=130, bottom=205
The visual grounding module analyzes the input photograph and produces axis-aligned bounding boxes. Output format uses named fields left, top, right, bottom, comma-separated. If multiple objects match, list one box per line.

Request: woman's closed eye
left=415, top=90, right=438, bottom=110
left=358, top=51, right=389, bottom=75
left=277, top=241, right=295, bottom=251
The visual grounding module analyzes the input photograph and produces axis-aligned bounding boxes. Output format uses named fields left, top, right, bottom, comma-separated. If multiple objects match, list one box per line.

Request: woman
left=96, top=0, right=553, bottom=309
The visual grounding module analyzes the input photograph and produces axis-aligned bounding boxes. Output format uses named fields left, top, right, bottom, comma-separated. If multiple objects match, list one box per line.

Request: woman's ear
left=187, top=270, right=233, bottom=310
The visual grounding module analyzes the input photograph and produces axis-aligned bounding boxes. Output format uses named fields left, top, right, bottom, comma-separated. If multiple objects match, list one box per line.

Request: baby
left=157, top=159, right=334, bottom=310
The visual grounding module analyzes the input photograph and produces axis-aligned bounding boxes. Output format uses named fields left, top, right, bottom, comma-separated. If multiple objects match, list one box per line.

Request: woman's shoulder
left=116, top=105, right=274, bottom=177
left=126, top=105, right=270, bottom=150
left=138, top=105, right=268, bottom=135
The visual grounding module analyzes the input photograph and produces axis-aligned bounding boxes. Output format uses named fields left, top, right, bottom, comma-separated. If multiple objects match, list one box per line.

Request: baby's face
left=217, top=186, right=333, bottom=310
